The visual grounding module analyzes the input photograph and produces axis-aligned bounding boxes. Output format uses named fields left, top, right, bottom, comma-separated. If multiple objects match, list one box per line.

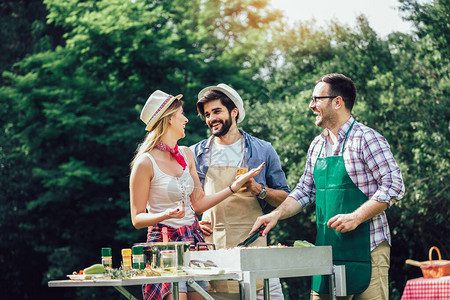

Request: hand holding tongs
left=237, top=224, right=266, bottom=247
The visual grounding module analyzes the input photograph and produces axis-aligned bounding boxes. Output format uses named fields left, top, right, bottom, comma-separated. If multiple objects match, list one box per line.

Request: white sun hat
left=140, top=90, right=183, bottom=131
left=198, top=83, right=245, bottom=123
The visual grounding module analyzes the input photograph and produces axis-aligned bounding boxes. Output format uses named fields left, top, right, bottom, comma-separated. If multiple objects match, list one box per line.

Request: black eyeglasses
left=310, top=96, right=338, bottom=105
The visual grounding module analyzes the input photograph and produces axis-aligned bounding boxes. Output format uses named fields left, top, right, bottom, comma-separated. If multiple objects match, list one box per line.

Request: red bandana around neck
left=155, top=142, right=187, bottom=170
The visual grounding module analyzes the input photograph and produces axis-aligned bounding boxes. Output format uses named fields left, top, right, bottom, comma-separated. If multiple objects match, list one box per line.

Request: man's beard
left=316, top=102, right=336, bottom=129
left=209, top=113, right=233, bottom=137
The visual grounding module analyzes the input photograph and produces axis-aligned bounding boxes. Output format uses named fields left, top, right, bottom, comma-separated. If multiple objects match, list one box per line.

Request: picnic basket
left=405, top=246, right=450, bottom=278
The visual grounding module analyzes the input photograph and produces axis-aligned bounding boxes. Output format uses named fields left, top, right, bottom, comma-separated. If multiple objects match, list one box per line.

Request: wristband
left=229, top=185, right=236, bottom=193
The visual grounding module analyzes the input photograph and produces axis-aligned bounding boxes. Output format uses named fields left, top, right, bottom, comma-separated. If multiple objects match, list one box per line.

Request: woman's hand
left=230, top=162, right=265, bottom=192
left=164, top=201, right=186, bottom=219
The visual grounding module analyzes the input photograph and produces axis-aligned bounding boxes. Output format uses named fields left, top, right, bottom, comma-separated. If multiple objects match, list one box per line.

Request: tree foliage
left=1, top=0, right=448, bottom=299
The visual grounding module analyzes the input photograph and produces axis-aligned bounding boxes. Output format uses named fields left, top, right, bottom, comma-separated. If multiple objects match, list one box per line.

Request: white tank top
left=144, top=148, right=196, bottom=228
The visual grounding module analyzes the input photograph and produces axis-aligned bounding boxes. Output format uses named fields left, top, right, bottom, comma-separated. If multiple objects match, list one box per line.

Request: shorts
left=172, top=280, right=208, bottom=293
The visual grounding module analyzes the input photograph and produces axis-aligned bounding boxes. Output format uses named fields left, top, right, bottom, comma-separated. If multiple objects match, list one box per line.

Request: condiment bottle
left=132, top=245, right=145, bottom=270
left=121, top=248, right=132, bottom=270
left=101, top=247, right=112, bottom=268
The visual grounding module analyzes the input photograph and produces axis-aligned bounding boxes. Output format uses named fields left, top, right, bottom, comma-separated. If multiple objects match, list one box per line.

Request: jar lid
left=101, top=247, right=112, bottom=256
left=121, top=248, right=132, bottom=256
left=132, top=245, right=144, bottom=255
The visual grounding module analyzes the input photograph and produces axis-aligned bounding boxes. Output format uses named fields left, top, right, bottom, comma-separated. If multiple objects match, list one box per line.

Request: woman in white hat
left=130, top=90, right=263, bottom=300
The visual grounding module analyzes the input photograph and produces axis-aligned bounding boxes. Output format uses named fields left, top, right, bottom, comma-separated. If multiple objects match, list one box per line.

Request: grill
left=185, top=245, right=346, bottom=299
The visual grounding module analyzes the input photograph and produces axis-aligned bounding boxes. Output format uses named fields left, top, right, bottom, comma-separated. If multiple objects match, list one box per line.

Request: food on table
left=84, top=263, right=106, bottom=274
left=143, top=267, right=161, bottom=277
left=293, top=240, right=315, bottom=247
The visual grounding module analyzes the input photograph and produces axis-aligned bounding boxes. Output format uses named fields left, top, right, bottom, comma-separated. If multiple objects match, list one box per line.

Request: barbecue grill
left=185, top=246, right=346, bottom=299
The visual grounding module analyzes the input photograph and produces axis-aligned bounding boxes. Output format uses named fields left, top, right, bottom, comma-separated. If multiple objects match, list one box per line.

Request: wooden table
left=401, top=276, right=450, bottom=299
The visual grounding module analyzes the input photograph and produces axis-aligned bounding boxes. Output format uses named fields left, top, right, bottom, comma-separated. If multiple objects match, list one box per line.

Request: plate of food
left=67, top=274, right=106, bottom=281
left=67, top=274, right=89, bottom=281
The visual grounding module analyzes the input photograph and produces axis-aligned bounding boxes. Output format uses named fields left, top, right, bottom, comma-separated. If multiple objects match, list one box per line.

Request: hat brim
left=145, top=94, right=183, bottom=131
left=198, top=86, right=245, bottom=123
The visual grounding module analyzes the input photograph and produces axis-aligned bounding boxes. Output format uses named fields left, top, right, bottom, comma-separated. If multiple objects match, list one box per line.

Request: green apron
left=311, top=121, right=371, bottom=295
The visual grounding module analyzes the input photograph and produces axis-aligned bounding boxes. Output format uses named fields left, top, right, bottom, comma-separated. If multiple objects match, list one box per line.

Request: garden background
left=0, top=0, right=448, bottom=299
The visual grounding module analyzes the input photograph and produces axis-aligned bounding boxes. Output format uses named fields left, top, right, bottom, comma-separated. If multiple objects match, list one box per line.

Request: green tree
left=1, top=0, right=281, bottom=298
left=2, top=0, right=448, bottom=299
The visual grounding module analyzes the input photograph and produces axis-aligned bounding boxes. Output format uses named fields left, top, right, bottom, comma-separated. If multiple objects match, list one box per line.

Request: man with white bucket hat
left=190, top=83, right=289, bottom=299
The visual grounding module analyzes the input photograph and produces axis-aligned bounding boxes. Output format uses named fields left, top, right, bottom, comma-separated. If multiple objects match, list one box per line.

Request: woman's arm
left=183, top=147, right=263, bottom=214
left=129, top=154, right=185, bottom=229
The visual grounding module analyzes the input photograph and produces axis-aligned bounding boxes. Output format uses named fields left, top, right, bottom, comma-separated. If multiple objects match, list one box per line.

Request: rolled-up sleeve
left=289, top=142, right=317, bottom=208
left=265, top=146, right=290, bottom=194
left=362, top=131, right=405, bottom=206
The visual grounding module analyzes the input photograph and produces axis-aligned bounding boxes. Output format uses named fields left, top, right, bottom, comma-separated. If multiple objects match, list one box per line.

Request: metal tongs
left=237, top=224, right=266, bottom=247
left=189, top=259, right=218, bottom=268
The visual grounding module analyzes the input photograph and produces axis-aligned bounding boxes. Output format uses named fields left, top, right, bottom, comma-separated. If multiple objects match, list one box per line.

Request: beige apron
left=202, top=137, right=265, bottom=295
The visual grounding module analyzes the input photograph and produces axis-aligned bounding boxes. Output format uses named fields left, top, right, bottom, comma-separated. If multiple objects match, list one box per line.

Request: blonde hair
left=131, top=99, right=183, bottom=168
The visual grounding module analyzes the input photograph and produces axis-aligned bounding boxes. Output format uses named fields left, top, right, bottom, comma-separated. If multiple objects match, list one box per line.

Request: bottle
left=121, top=248, right=132, bottom=270
left=132, top=245, right=145, bottom=270
left=101, top=248, right=112, bottom=268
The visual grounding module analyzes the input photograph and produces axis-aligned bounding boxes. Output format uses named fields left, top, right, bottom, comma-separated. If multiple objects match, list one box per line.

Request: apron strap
left=341, top=119, right=356, bottom=153
left=317, top=119, right=356, bottom=158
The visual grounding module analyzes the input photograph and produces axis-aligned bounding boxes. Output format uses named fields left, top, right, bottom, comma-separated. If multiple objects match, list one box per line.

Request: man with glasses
left=250, top=73, right=405, bottom=299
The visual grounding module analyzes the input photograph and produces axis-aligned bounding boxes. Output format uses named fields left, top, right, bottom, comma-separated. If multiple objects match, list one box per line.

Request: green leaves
left=33, top=157, right=114, bottom=189
left=1, top=0, right=448, bottom=299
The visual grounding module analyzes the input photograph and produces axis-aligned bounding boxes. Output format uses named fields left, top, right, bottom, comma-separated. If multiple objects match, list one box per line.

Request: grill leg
left=242, top=271, right=257, bottom=300
left=334, top=265, right=347, bottom=297
left=329, top=273, right=336, bottom=300
left=173, top=282, right=179, bottom=300
left=239, top=280, right=245, bottom=300
left=264, top=279, right=270, bottom=300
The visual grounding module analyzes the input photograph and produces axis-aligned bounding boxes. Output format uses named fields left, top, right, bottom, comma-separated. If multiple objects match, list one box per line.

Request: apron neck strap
left=318, top=119, right=356, bottom=157
left=341, top=120, right=356, bottom=152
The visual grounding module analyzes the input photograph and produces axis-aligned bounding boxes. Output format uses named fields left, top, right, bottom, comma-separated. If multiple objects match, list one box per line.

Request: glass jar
left=160, top=250, right=177, bottom=273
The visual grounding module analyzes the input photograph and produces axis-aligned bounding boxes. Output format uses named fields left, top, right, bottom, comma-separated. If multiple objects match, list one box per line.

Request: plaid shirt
left=289, top=116, right=405, bottom=250
left=142, top=219, right=204, bottom=300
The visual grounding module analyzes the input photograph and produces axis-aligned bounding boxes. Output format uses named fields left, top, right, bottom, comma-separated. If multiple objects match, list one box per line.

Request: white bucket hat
left=198, top=83, right=245, bottom=123
left=140, top=90, right=183, bottom=131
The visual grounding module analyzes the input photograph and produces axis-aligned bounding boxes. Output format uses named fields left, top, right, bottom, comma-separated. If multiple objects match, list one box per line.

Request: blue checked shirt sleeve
left=189, top=144, right=207, bottom=188
left=362, top=131, right=405, bottom=206
left=289, top=141, right=318, bottom=208
left=265, top=146, right=290, bottom=194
